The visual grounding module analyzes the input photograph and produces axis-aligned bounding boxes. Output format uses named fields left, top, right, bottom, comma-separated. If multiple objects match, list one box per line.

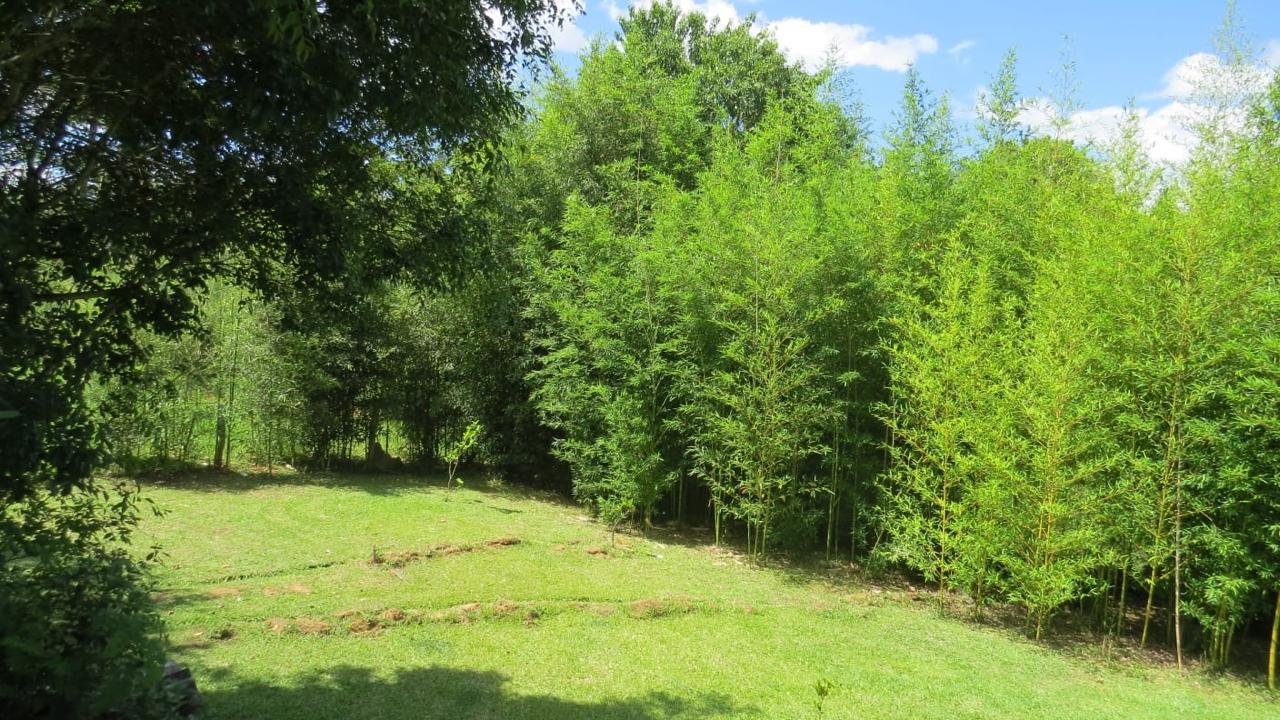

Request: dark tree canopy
left=0, top=0, right=567, bottom=498
left=0, top=5, right=567, bottom=713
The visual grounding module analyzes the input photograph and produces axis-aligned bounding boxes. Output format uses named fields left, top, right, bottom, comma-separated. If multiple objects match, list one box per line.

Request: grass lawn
left=137, top=471, right=1277, bottom=719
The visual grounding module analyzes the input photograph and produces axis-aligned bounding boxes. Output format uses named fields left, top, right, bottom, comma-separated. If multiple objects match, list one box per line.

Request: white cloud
left=1265, top=40, right=1280, bottom=68
left=551, top=22, right=589, bottom=52
left=486, top=0, right=588, bottom=53
left=1157, top=52, right=1217, bottom=100
left=551, top=19, right=590, bottom=52
left=549, top=0, right=589, bottom=53
left=605, top=1, right=626, bottom=22
left=946, top=39, right=975, bottom=66
left=1016, top=44, right=1280, bottom=167
left=616, top=2, right=936, bottom=72
left=955, top=83, right=986, bottom=120
left=1019, top=99, right=1197, bottom=166
left=1142, top=102, right=1200, bottom=164
left=1149, top=49, right=1276, bottom=101
left=767, top=18, right=937, bottom=72
left=629, top=0, right=741, bottom=26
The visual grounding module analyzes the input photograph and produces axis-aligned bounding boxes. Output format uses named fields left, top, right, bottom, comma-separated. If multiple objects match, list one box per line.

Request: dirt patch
left=625, top=597, right=696, bottom=620
left=490, top=599, right=522, bottom=617
left=266, top=618, right=287, bottom=635
left=349, top=617, right=379, bottom=634
left=432, top=602, right=483, bottom=624
left=211, top=625, right=236, bottom=640
left=569, top=601, right=616, bottom=616
left=585, top=546, right=607, bottom=556
left=176, top=630, right=213, bottom=650
left=296, top=617, right=332, bottom=635
left=378, top=537, right=522, bottom=568
left=379, top=608, right=407, bottom=623
left=262, top=583, right=310, bottom=598
left=627, top=599, right=666, bottom=618
left=206, top=586, right=241, bottom=599
left=523, top=608, right=541, bottom=626
left=382, top=550, right=421, bottom=566
left=333, top=608, right=360, bottom=619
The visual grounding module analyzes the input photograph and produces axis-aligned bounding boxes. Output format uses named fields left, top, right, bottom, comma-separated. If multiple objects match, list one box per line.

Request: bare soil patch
left=375, top=536, right=522, bottom=568
left=295, top=617, right=332, bottom=635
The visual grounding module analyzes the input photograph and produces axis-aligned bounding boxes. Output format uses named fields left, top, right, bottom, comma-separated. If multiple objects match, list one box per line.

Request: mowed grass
left=137, top=471, right=1277, bottom=720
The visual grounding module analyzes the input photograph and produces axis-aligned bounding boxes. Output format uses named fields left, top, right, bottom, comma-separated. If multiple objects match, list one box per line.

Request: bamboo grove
left=102, top=4, right=1280, bottom=684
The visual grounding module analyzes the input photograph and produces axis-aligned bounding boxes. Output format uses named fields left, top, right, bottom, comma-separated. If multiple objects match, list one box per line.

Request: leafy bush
left=0, top=484, right=175, bottom=719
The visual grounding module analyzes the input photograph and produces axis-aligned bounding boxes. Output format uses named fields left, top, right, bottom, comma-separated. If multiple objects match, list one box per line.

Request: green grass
left=138, top=471, right=1276, bottom=719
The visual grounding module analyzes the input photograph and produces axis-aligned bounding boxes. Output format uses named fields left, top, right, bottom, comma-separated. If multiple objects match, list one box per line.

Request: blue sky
left=543, top=1, right=1280, bottom=163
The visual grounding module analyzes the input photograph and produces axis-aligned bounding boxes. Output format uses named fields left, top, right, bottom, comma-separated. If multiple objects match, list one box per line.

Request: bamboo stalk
left=1269, top=589, right=1279, bottom=691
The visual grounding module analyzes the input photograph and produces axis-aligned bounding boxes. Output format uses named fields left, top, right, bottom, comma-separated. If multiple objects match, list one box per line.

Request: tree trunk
left=1141, top=565, right=1158, bottom=647
left=223, top=309, right=241, bottom=470
left=1115, top=567, right=1129, bottom=637
left=181, top=405, right=196, bottom=461
left=1173, top=449, right=1184, bottom=671
left=713, top=497, right=721, bottom=547
left=213, top=412, right=227, bottom=469
left=677, top=473, right=686, bottom=528
left=1269, top=588, right=1279, bottom=691
left=826, top=481, right=838, bottom=562
left=849, top=467, right=860, bottom=562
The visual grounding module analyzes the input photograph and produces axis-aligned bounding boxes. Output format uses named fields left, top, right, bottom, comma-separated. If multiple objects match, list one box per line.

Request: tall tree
left=0, top=3, right=564, bottom=714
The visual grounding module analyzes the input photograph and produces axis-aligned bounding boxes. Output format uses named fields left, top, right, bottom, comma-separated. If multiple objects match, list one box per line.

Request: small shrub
left=0, top=486, right=176, bottom=718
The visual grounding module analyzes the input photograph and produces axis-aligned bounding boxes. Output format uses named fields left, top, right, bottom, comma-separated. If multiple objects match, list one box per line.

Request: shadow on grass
left=640, top=522, right=901, bottom=591
left=137, top=466, right=577, bottom=505
left=137, top=467, right=438, bottom=497
left=199, top=664, right=748, bottom=720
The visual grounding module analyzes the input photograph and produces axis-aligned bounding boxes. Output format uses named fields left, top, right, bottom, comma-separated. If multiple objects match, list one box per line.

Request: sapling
left=597, top=496, right=632, bottom=546
left=812, top=677, right=837, bottom=718
left=444, top=421, right=482, bottom=494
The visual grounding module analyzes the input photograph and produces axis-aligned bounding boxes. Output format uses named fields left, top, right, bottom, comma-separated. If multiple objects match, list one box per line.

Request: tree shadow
left=197, top=664, right=748, bottom=720
left=138, top=467, right=476, bottom=498
left=137, top=466, right=575, bottom=503
left=641, top=522, right=900, bottom=591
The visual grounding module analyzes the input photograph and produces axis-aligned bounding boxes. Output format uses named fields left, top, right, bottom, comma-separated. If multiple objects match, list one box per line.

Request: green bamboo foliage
left=660, top=105, right=851, bottom=555
left=526, top=200, right=682, bottom=526
left=990, top=243, right=1122, bottom=639
left=878, top=245, right=1008, bottom=606
left=103, top=2, right=1280, bottom=683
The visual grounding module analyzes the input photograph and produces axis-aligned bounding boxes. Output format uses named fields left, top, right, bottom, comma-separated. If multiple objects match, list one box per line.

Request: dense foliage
left=15, top=0, right=1280, bottom=698
left=1, top=2, right=565, bottom=715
